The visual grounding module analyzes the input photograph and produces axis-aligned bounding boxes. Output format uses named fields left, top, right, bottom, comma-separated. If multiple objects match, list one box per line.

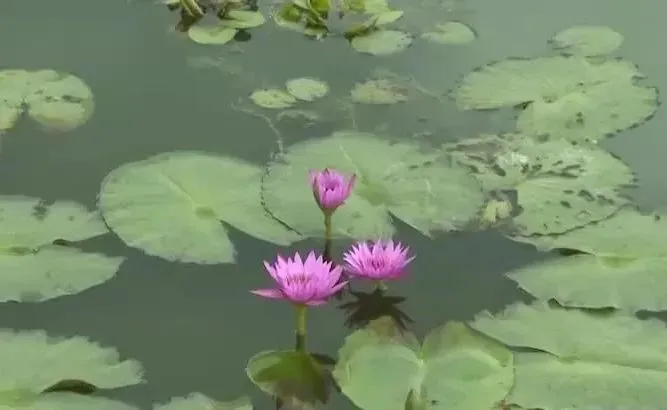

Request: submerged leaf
left=261, top=131, right=484, bottom=239
left=350, top=78, right=408, bottom=104
left=471, top=302, right=667, bottom=409
left=454, top=56, right=658, bottom=143
left=333, top=317, right=513, bottom=410
left=549, top=25, right=624, bottom=57
left=351, top=30, right=412, bottom=56
left=250, top=88, right=298, bottom=109
left=98, top=151, right=300, bottom=264
left=421, top=21, right=476, bottom=45
left=0, top=393, right=139, bottom=410
left=285, top=77, right=329, bottom=102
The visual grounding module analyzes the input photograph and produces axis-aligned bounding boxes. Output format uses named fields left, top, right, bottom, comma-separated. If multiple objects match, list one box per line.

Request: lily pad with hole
left=454, top=56, right=658, bottom=143
left=351, top=30, right=412, bottom=56
left=549, top=25, right=624, bottom=57
left=98, top=151, right=300, bottom=264
left=333, top=317, right=513, bottom=410
left=261, top=130, right=485, bottom=239
left=442, top=133, right=635, bottom=235
left=0, top=196, right=122, bottom=302
left=471, top=301, right=667, bottom=409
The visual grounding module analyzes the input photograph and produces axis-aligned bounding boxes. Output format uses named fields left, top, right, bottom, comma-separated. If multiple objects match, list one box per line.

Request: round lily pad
left=261, top=130, right=485, bottom=239
left=250, top=88, right=298, bottom=109
left=98, top=151, right=300, bottom=264
left=454, top=56, right=658, bottom=142
left=550, top=25, right=624, bottom=57
left=220, top=10, right=266, bottom=29
left=187, top=25, right=238, bottom=45
left=351, top=30, right=412, bottom=56
left=421, top=21, right=476, bottom=45
left=285, top=77, right=329, bottom=102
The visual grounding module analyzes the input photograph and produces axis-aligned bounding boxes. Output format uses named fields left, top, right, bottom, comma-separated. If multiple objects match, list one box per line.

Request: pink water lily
left=251, top=251, right=347, bottom=306
left=343, top=239, right=415, bottom=281
left=309, top=168, right=356, bottom=213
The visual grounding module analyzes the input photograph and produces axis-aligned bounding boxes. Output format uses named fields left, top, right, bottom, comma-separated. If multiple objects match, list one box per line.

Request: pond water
left=0, top=0, right=665, bottom=409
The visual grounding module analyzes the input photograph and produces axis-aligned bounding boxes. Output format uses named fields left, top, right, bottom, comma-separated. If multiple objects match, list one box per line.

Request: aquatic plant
left=342, top=239, right=414, bottom=284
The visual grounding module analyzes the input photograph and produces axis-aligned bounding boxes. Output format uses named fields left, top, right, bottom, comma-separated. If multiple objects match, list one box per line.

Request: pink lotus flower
left=343, top=240, right=415, bottom=281
left=309, top=168, right=356, bottom=213
left=251, top=251, right=347, bottom=306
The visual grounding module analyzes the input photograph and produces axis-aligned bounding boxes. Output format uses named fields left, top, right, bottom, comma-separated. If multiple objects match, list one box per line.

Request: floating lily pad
left=550, top=25, right=624, bottom=57
left=98, top=151, right=300, bottom=264
left=471, top=302, right=667, bottom=409
left=220, top=10, right=266, bottom=29
left=454, top=56, right=658, bottom=143
left=507, top=253, right=667, bottom=312
left=0, top=69, right=94, bottom=133
left=442, top=133, right=635, bottom=235
left=187, top=24, right=238, bottom=44
left=261, top=130, right=485, bottom=239
left=285, top=77, right=329, bottom=102
left=250, top=88, right=298, bottom=109
left=509, top=206, right=667, bottom=257
left=154, top=393, right=252, bottom=410
left=0, top=196, right=122, bottom=302
left=333, top=317, right=513, bottom=410
left=421, top=21, right=476, bottom=44
left=351, top=30, right=412, bottom=56
left=0, top=329, right=143, bottom=407
left=6, top=393, right=139, bottom=410
left=350, top=78, right=408, bottom=104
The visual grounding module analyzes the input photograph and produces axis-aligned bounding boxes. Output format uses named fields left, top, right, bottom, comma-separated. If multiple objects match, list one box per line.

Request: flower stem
left=294, top=304, right=307, bottom=352
left=323, top=212, right=333, bottom=263
left=374, top=280, right=388, bottom=292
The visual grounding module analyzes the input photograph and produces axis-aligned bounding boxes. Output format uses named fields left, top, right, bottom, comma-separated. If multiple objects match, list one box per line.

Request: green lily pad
left=98, top=151, right=300, bottom=264
left=350, top=78, right=408, bottom=104
left=285, top=77, right=329, bottom=102
left=261, top=130, right=485, bottom=239
left=0, top=69, right=94, bottom=133
left=187, top=25, right=238, bottom=45
left=471, top=301, right=667, bottom=409
left=509, top=206, right=667, bottom=257
left=0, top=329, right=143, bottom=407
left=351, top=30, right=412, bottom=56
left=2, top=393, right=139, bottom=410
left=246, top=350, right=328, bottom=406
left=0, top=196, right=122, bottom=302
left=454, top=56, right=658, bottom=143
left=220, top=10, right=266, bottom=29
left=442, top=133, right=635, bottom=235
left=507, top=254, right=667, bottom=312
left=333, top=317, right=513, bottom=410
left=549, top=25, right=624, bottom=57
left=250, top=88, right=298, bottom=109
left=154, top=393, right=252, bottom=410
left=421, top=21, right=476, bottom=45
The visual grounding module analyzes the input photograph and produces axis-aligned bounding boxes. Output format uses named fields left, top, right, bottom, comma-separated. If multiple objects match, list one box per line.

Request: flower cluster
left=252, top=168, right=415, bottom=307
